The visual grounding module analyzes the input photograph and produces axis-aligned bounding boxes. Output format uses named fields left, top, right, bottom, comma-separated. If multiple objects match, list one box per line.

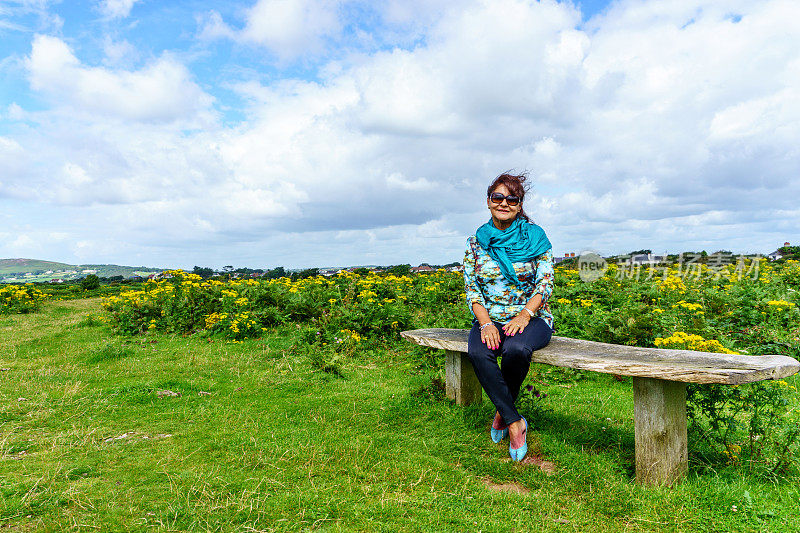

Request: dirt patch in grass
left=499, top=453, right=557, bottom=474
left=522, top=453, right=557, bottom=474
left=480, top=477, right=530, bottom=495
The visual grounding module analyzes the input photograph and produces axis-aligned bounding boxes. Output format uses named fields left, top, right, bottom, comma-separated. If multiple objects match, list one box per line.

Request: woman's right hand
left=481, top=323, right=501, bottom=350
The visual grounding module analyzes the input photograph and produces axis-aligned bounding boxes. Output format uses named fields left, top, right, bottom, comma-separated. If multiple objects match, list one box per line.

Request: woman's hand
left=502, top=312, right=531, bottom=337
left=481, top=323, right=501, bottom=350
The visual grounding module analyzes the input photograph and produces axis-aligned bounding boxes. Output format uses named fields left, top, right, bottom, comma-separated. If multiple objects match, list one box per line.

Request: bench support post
left=632, top=377, right=688, bottom=486
left=444, top=350, right=482, bottom=405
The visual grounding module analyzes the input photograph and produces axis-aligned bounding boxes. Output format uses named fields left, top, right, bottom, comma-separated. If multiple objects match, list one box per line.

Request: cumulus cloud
left=199, top=0, right=344, bottom=61
left=26, top=35, right=215, bottom=124
left=241, top=0, right=341, bottom=58
left=2, top=0, right=799, bottom=267
left=198, top=0, right=459, bottom=62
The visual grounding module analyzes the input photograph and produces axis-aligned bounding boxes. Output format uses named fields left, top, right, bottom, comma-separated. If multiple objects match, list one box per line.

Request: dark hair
left=487, top=172, right=530, bottom=222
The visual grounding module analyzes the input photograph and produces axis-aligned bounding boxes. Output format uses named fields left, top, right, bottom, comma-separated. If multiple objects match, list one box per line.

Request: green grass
left=1, top=300, right=799, bottom=531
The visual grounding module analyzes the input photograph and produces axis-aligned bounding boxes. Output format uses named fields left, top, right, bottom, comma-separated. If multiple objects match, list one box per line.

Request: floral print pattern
left=463, top=235, right=555, bottom=329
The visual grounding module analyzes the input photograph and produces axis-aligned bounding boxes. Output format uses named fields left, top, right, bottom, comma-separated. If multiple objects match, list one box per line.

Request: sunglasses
left=489, top=192, right=520, bottom=206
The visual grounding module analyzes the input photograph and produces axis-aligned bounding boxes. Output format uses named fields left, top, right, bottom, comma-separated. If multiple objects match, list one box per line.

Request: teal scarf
left=476, top=217, right=552, bottom=284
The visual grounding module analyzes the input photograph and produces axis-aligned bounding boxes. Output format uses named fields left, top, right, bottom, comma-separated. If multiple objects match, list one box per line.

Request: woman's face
left=487, top=183, right=521, bottom=226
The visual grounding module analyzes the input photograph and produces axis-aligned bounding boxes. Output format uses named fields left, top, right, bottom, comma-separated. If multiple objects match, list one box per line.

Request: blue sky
left=1, top=0, right=797, bottom=269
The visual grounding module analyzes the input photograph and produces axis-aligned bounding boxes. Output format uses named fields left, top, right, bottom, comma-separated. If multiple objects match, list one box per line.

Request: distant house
left=447, top=265, right=463, bottom=272
left=554, top=252, right=577, bottom=265
left=623, top=253, right=667, bottom=266
left=768, top=242, right=791, bottom=261
left=411, top=265, right=435, bottom=273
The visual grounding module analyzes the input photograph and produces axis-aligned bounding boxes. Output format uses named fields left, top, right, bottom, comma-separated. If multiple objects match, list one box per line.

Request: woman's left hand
left=503, top=313, right=531, bottom=336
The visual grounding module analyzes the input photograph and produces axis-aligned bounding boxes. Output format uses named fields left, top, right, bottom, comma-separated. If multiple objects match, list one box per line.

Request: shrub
left=0, top=284, right=47, bottom=314
left=687, top=380, right=799, bottom=476
left=81, top=274, right=100, bottom=290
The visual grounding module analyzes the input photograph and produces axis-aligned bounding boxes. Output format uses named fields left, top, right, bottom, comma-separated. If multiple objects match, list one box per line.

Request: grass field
left=2, top=298, right=799, bottom=531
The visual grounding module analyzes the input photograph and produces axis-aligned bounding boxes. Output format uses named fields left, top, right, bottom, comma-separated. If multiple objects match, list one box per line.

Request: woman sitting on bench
left=463, top=172, right=555, bottom=462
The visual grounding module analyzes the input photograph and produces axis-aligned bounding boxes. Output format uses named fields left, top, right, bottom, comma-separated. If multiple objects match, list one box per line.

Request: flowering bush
left=553, top=259, right=799, bottom=473
left=0, top=284, right=48, bottom=315
left=98, top=261, right=799, bottom=363
left=101, top=269, right=454, bottom=341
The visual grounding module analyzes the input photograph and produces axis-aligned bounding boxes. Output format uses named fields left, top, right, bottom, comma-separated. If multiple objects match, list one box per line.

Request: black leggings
left=467, top=317, right=553, bottom=426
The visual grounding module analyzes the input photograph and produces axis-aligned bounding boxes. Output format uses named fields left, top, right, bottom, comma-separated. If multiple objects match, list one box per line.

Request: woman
left=463, top=172, right=554, bottom=462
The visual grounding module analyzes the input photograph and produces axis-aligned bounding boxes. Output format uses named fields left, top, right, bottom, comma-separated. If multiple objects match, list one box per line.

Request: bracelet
left=522, top=307, right=535, bottom=317
left=479, top=322, right=493, bottom=330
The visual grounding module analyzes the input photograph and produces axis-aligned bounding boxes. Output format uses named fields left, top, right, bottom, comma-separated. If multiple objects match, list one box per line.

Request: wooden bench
left=401, top=328, right=800, bottom=486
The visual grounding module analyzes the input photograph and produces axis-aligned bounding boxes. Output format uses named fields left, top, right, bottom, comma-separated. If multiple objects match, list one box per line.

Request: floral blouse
left=463, top=236, right=555, bottom=329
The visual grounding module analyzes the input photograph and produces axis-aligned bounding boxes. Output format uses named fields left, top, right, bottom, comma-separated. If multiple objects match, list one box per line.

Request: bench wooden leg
left=632, top=377, right=688, bottom=486
left=444, top=350, right=482, bottom=405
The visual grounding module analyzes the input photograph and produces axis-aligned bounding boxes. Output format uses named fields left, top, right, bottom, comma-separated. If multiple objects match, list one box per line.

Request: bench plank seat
left=401, top=329, right=800, bottom=384
left=401, top=328, right=800, bottom=486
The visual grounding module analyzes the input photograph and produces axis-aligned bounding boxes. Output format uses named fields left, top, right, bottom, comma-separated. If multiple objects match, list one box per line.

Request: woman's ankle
left=508, top=418, right=527, bottom=447
left=492, top=411, right=507, bottom=430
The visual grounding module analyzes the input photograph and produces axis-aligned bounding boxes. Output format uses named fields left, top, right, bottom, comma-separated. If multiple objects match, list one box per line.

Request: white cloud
left=26, top=35, right=214, bottom=124
left=6, top=103, right=26, bottom=120
left=61, top=162, right=93, bottom=187
left=197, top=0, right=459, bottom=62
left=102, top=36, right=139, bottom=67
left=386, top=173, right=436, bottom=191
left=0, top=136, right=23, bottom=154
left=98, top=0, right=140, bottom=20
left=196, top=10, right=236, bottom=41
left=242, top=0, right=341, bottom=58
left=0, top=19, right=26, bottom=31
left=11, top=234, right=36, bottom=249
left=199, top=0, right=344, bottom=61
left=0, top=0, right=63, bottom=33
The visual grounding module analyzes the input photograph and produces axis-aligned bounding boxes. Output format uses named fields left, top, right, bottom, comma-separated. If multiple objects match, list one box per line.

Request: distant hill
left=0, top=258, right=75, bottom=275
left=0, top=258, right=164, bottom=283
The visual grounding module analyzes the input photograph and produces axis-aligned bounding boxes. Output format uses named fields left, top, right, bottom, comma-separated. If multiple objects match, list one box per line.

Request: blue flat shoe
left=490, top=426, right=509, bottom=444
left=509, top=417, right=528, bottom=462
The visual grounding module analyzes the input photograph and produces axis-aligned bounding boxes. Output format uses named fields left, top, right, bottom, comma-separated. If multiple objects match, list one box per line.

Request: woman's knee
left=515, top=318, right=552, bottom=351
left=501, top=336, right=532, bottom=362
